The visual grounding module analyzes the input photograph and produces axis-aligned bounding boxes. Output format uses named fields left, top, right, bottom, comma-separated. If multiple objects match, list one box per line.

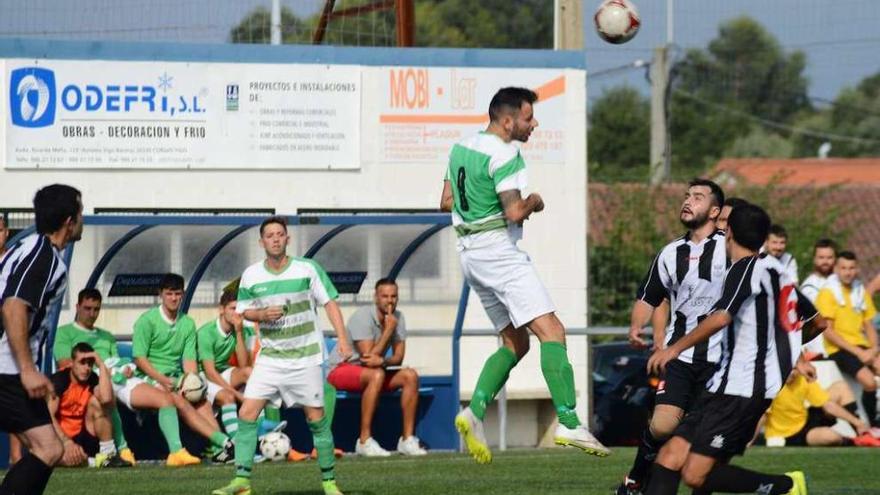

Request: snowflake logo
left=158, top=72, right=174, bottom=92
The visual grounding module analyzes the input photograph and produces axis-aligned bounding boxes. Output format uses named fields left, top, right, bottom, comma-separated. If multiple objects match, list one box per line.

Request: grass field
left=36, top=447, right=879, bottom=495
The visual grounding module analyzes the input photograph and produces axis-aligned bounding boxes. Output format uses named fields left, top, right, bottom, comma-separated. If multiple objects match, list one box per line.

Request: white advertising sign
left=375, top=67, right=568, bottom=165
left=2, top=59, right=360, bottom=169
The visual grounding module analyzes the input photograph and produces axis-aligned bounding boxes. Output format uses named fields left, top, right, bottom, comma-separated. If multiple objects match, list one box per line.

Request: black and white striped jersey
left=707, top=253, right=818, bottom=400
left=637, top=230, right=728, bottom=364
left=0, top=234, right=69, bottom=374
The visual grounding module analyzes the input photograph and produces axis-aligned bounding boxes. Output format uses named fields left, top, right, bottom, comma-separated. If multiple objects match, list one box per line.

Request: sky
left=0, top=0, right=877, bottom=101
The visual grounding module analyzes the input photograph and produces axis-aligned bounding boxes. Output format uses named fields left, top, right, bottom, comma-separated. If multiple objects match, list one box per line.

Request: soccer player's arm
left=132, top=317, right=172, bottom=389
left=631, top=251, right=670, bottom=349
left=181, top=325, right=198, bottom=374
left=232, top=321, right=250, bottom=371
left=863, top=296, right=878, bottom=356
left=796, top=288, right=826, bottom=344
left=494, top=152, right=541, bottom=223
left=311, top=261, right=352, bottom=360
left=815, top=289, right=862, bottom=356
left=385, top=313, right=407, bottom=366
left=440, top=180, right=453, bottom=212
left=198, top=330, right=231, bottom=390
left=648, top=258, right=755, bottom=374
left=815, top=383, right=868, bottom=434
left=651, top=300, right=670, bottom=350
left=92, top=358, right=113, bottom=407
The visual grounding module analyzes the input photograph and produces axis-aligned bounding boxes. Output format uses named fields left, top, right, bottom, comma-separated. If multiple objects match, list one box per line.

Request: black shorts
left=0, top=374, right=53, bottom=433
left=654, top=359, right=718, bottom=411
left=71, top=427, right=100, bottom=456
left=674, top=392, right=770, bottom=461
left=830, top=348, right=868, bottom=378
left=784, top=407, right=836, bottom=446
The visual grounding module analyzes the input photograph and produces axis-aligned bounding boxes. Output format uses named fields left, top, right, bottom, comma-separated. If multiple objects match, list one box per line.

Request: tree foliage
left=588, top=87, right=650, bottom=182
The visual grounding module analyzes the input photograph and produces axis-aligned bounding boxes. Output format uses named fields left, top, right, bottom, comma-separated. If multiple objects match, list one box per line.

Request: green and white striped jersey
left=236, top=257, right=338, bottom=369
left=446, top=132, right=527, bottom=242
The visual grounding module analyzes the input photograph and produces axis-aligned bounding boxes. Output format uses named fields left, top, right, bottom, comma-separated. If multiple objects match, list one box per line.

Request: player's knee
left=367, top=367, right=386, bottom=384
left=656, top=439, right=688, bottom=471
left=402, top=368, right=419, bottom=387
left=241, top=366, right=253, bottom=381
left=680, top=465, right=707, bottom=489
left=649, top=410, right=683, bottom=439
left=215, top=389, right=234, bottom=406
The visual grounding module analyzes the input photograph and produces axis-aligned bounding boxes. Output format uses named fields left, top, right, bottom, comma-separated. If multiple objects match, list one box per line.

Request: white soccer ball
left=177, top=372, right=207, bottom=403
left=594, top=0, right=641, bottom=44
left=259, top=432, right=291, bottom=461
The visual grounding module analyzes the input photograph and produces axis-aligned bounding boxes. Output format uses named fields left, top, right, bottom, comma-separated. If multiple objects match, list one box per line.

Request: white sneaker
left=554, top=424, right=611, bottom=457
left=355, top=437, right=391, bottom=457
left=397, top=436, right=427, bottom=456
left=454, top=408, right=491, bottom=464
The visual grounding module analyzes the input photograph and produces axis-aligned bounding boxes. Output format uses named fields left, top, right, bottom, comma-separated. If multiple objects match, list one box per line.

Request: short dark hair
left=724, top=197, right=749, bottom=209
left=838, top=251, right=857, bottom=262
left=159, top=273, right=185, bottom=292
left=769, top=224, right=788, bottom=239
left=259, top=215, right=288, bottom=237
left=489, top=87, right=538, bottom=122
left=688, top=178, right=725, bottom=209
left=33, top=184, right=81, bottom=235
left=219, top=290, right=237, bottom=307
left=77, top=288, right=102, bottom=304
left=71, top=342, right=95, bottom=359
left=728, top=203, right=771, bottom=251
left=374, top=277, right=397, bottom=290
left=813, top=238, right=837, bottom=256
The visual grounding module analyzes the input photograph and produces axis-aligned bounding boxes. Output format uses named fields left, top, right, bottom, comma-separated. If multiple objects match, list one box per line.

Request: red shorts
left=327, top=363, right=399, bottom=392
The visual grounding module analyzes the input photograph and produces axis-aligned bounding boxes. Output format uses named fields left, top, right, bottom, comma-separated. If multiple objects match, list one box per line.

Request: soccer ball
left=259, top=432, right=291, bottom=461
left=176, top=372, right=207, bottom=403
left=594, top=0, right=640, bottom=44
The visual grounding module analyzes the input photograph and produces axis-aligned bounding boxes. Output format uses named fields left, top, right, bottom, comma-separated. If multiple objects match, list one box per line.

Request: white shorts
left=205, top=368, right=236, bottom=404
left=459, top=239, right=555, bottom=331
left=243, top=358, right=324, bottom=409
left=114, top=376, right=150, bottom=410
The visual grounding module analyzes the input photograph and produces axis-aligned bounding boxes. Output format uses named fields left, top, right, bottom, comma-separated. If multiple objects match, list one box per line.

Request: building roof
left=712, top=158, right=880, bottom=186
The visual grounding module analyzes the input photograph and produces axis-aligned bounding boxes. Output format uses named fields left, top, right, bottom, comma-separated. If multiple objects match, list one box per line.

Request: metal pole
left=270, top=0, right=282, bottom=45
left=666, top=0, right=674, bottom=46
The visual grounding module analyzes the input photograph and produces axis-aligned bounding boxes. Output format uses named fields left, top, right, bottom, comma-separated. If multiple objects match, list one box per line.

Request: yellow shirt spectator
left=815, top=285, right=876, bottom=355
left=765, top=375, right=829, bottom=438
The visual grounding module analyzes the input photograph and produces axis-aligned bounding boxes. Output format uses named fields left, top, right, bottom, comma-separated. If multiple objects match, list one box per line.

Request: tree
left=668, top=17, right=809, bottom=178
left=229, top=6, right=310, bottom=44
left=588, top=87, right=650, bottom=182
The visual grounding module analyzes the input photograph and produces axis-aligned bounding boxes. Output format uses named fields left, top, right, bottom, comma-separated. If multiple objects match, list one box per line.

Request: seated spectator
left=763, top=368, right=879, bottom=447
left=327, top=278, right=427, bottom=457
left=197, top=290, right=254, bottom=439
left=816, top=251, right=880, bottom=428
left=53, top=288, right=135, bottom=465
left=764, top=224, right=798, bottom=283
left=49, top=343, right=132, bottom=467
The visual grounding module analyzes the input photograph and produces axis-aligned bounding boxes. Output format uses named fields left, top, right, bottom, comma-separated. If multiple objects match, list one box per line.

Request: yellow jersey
left=765, top=375, right=829, bottom=438
left=815, top=286, right=876, bottom=355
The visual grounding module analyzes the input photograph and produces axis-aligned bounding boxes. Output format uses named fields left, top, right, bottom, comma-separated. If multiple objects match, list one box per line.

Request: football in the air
left=594, top=0, right=641, bottom=44
left=259, top=432, right=291, bottom=461
left=177, top=372, right=207, bottom=403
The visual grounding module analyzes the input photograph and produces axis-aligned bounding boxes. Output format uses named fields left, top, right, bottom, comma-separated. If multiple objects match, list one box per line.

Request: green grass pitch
left=35, top=447, right=880, bottom=494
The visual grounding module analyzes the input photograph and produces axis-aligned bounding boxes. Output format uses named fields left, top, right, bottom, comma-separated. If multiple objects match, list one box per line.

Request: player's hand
left=795, top=359, right=817, bottom=382
left=263, top=306, right=285, bottom=322
left=122, top=367, right=134, bottom=379
left=158, top=375, right=175, bottom=392
left=20, top=368, right=53, bottom=399
left=230, top=312, right=244, bottom=331
left=360, top=354, right=384, bottom=368
left=855, top=420, right=870, bottom=436
left=629, top=326, right=648, bottom=349
left=856, top=348, right=875, bottom=365
left=233, top=390, right=246, bottom=403
left=336, top=340, right=354, bottom=362
left=529, top=193, right=545, bottom=213
left=382, top=307, right=398, bottom=332
left=62, top=441, right=87, bottom=466
left=647, top=347, right=679, bottom=375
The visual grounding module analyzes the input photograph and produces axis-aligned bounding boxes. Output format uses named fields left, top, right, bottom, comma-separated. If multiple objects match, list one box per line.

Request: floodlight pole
left=270, top=0, right=282, bottom=45
left=553, top=0, right=583, bottom=50
left=649, top=45, right=670, bottom=185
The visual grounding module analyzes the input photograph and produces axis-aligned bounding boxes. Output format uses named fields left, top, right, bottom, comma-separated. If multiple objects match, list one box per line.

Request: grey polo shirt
left=328, top=305, right=407, bottom=367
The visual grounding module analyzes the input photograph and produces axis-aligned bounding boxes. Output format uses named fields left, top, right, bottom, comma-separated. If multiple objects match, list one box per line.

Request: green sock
left=158, top=406, right=183, bottom=452
left=265, top=405, right=281, bottom=423
left=469, top=347, right=518, bottom=420
left=308, top=414, right=336, bottom=481
left=110, top=406, right=128, bottom=450
left=210, top=430, right=229, bottom=450
left=323, top=382, right=337, bottom=425
left=540, top=342, right=580, bottom=429
left=221, top=404, right=239, bottom=439
left=234, top=419, right=258, bottom=479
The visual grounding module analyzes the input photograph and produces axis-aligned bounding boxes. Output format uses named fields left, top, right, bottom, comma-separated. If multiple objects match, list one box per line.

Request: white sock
left=99, top=440, right=116, bottom=455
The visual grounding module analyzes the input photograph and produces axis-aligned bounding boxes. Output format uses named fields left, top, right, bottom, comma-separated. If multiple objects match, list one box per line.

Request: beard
left=680, top=210, right=711, bottom=230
